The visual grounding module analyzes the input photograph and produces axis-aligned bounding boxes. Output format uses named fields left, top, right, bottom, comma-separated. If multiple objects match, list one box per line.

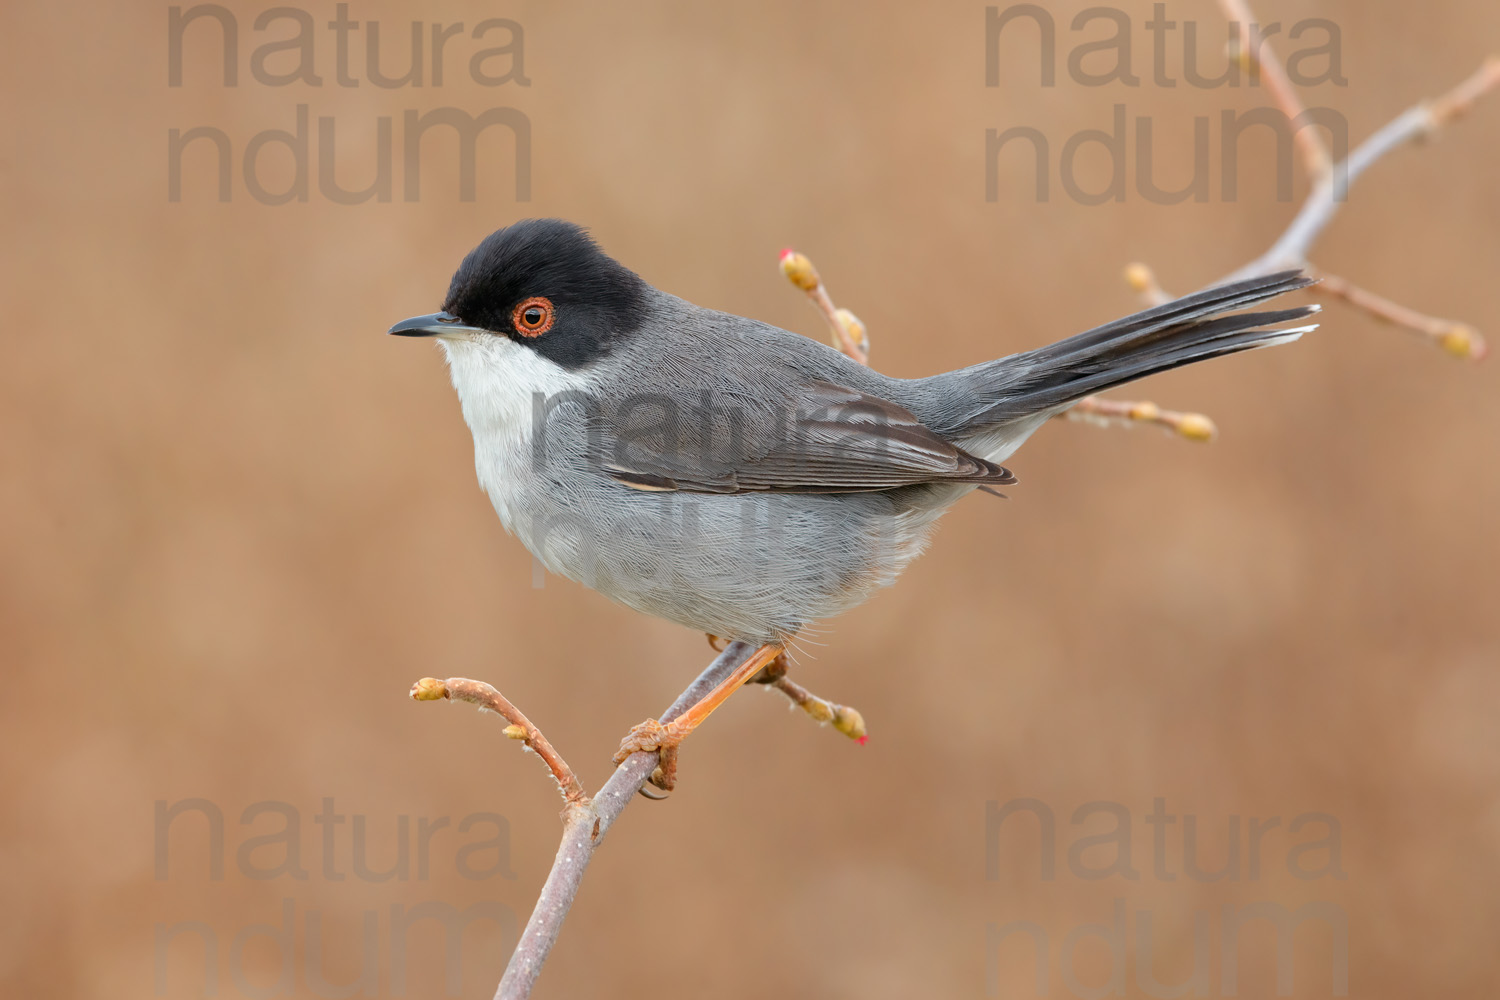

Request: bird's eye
left=511, top=296, right=555, bottom=338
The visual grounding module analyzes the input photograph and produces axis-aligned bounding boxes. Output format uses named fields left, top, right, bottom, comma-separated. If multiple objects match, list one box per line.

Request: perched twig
left=495, top=641, right=758, bottom=999
left=411, top=676, right=586, bottom=807
left=412, top=642, right=761, bottom=1000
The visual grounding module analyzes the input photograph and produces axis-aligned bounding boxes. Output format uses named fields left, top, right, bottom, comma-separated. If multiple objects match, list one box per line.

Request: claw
left=636, top=781, right=671, bottom=801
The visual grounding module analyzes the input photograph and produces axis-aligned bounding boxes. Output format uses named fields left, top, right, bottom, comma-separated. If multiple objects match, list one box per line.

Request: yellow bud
left=1127, top=400, right=1161, bottom=422
left=502, top=724, right=527, bottom=740
left=1123, top=263, right=1154, bottom=293
left=411, top=677, right=448, bottom=701
left=835, top=308, right=868, bottom=352
left=1226, top=39, right=1254, bottom=72
left=1439, top=324, right=1484, bottom=360
left=801, top=698, right=835, bottom=724
left=832, top=705, right=867, bottom=741
left=1175, top=413, right=1217, bottom=442
left=779, top=249, right=820, bottom=292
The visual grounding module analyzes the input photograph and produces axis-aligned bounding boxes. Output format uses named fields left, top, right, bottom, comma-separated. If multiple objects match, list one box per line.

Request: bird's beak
left=388, top=312, right=484, bottom=338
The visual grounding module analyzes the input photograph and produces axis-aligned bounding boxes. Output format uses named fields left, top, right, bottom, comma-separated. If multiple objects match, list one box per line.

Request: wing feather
left=597, top=379, right=1015, bottom=495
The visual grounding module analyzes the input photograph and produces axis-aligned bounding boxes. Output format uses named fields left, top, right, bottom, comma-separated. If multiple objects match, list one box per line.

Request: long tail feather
left=949, top=270, right=1319, bottom=431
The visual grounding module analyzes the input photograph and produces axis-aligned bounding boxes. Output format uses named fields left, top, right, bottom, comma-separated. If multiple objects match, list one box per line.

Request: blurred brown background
left=2, top=0, right=1498, bottom=996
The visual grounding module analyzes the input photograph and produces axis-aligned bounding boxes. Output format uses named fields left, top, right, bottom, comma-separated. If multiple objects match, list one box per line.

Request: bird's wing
left=593, top=378, right=1016, bottom=495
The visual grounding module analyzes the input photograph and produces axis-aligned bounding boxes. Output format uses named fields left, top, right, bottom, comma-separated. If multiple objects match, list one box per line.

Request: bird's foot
left=612, top=641, right=786, bottom=793
left=750, top=649, right=790, bottom=684
left=612, top=718, right=688, bottom=791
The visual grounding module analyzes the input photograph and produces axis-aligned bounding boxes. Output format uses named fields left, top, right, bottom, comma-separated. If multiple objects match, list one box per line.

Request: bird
left=390, top=218, right=1318, bottom=787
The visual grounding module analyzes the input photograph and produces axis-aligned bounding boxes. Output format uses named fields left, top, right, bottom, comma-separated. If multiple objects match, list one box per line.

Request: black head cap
left=443, top=219, right=649, bottom=369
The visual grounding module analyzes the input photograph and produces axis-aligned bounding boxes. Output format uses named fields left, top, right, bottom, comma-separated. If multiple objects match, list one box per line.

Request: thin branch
left=713, top=635, right=872, bottom=744
left=780, top=249, right=869, bottom=364
left=411, top=676, right=586, bottom=807
left=1430, top=55, right=1500, bottom=127
left=486, top=640, right=759, bottom=1000
left=1217, top=0, right=1332, bottom=178
left=1311, top=271, right=1488, bottom=360
left=1144, top=9, right=1498, bottom=364
left=764, top=674, right=869, bottom=743
left=1064, top=395, right=1219, bottom=442
left=1123, top=262, right=1172, bottom=307
left=1232, top=56, right=1500, bottom=279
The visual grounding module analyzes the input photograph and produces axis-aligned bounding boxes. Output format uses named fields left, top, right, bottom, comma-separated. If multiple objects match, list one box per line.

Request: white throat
left=437, top=334, right=591, bottom=528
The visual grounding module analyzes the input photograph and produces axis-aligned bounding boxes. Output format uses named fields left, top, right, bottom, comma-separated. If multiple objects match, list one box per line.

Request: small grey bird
left=391, top=219, right=1316, bottom=781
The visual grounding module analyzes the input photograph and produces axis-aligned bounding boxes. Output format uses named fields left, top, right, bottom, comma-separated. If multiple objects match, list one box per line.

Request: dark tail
left=952, top=269, right=1319, bottom=430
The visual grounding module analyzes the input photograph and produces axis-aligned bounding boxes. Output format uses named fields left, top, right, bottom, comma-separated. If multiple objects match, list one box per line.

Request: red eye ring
left=511, top=296, right=555, bottom=338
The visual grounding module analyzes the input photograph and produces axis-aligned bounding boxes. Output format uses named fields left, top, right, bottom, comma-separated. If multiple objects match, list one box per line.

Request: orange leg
left=613, top=642, right=785, bottom=790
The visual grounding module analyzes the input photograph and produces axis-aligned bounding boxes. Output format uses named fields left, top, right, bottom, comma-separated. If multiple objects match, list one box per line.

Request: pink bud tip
left=779, top=248, right=796, bottom=262
left=856, top=735, right=869, bottom=746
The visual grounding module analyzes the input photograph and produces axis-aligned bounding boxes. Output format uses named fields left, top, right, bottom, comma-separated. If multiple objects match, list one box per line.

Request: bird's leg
left=750, top=648, right=789, bottom=684
left=613, top=642, right=786, bottom=790
left=715, top=634, right=787, bottom=684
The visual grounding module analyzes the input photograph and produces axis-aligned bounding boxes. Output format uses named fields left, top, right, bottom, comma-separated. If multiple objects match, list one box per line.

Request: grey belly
left=503, top=478, right=948, bottom=643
